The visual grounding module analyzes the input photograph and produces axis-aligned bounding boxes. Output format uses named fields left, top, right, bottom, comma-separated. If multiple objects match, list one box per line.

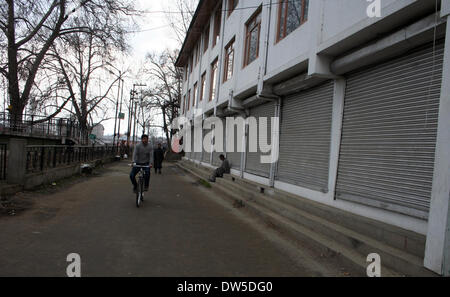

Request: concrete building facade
left=175, top=0, right=450, bottom=275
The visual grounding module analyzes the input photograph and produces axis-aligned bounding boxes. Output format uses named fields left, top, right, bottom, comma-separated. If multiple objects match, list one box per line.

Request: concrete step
left=177, top=161, right=399, bottom=276
left=181, top=159, right=424, bottom=254
left=214, top=164, right=426, bottom=260
left=177, top=160, right=435, bottom=276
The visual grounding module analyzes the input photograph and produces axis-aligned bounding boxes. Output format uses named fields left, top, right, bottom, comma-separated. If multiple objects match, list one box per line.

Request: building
left=175, top=0, right=450, bottom=275
left=91, top=124, right=105, bottom=142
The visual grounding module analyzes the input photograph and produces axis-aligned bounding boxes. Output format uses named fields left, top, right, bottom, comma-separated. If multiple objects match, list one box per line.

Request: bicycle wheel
left=136, top=177, right=143, bottom=208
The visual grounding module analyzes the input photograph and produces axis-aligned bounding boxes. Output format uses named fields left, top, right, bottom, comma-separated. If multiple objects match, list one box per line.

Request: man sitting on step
left=209, top=154, right=231, bottom=182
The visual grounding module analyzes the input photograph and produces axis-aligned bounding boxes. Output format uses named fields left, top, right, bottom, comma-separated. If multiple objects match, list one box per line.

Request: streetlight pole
left=116, top=75, right=124, bottom=154
left=130, top=84, right=146, bottom=146
left=112, top=71, right=121, bottom=148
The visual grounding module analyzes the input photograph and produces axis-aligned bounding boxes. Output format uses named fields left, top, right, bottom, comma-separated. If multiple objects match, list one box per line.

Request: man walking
left=153, top=143, right=164, bottom=174
left=130, top=134, right=153, bottom=193
left=209, top=154, right=230, bottom=182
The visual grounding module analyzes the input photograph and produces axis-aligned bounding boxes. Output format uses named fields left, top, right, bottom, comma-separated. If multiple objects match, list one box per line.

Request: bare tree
left=142, top=50, right=183, bottom=151
left=48, top=29, right=126, bottom=144
left=163, top=0, right=199, bottom=46
left=0, top=0, right=138, bottom=124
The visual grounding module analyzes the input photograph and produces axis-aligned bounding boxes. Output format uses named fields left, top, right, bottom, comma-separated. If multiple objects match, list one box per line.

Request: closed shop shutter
left=184, top=126, right=192, bottom=159
left=245, top=102, right=275, bottom=177
left=193, top=126, right=202, bottom=161
left=190, top=126, right=195, bottom=160
left=227, top=117, right=243, bottom=170
left=335, top=41, right=444, bottom=219
left=202, top=125, right=211, bottom=163
left=276, top=81, right=334, bottom=192
left=212, top=118, right=226, bottom=166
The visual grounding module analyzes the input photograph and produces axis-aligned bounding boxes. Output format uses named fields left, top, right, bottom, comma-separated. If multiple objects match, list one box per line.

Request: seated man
left=209, top=154, right=230, bottom=182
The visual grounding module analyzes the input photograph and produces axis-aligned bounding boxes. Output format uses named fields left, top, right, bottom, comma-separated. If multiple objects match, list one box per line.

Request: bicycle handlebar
left=130, top=164, right=151, bottom=168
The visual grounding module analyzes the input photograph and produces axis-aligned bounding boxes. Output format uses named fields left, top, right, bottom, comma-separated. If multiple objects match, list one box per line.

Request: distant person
left=153, top=143, right=164, bottom=174
left=130, top=134, right=153, bottom=193
left=209, top=154, right=230, bottom=182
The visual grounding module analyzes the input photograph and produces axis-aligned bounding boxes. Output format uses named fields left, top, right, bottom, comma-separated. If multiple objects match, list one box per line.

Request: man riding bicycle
left=130, top=134, right=153, bottom=193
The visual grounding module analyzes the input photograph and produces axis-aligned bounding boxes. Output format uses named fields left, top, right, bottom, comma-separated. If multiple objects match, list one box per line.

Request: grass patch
left=198, top=179, right=212, bottom=188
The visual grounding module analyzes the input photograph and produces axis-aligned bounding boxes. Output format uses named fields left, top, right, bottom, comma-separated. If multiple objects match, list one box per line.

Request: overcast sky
left=102, top=0, right=184, bottom=138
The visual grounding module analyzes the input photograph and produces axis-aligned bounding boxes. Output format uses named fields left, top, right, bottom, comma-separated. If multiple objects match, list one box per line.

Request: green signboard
left=118, top=112, right=125, bottom=120
left=89, top=134, right=96, bottom=140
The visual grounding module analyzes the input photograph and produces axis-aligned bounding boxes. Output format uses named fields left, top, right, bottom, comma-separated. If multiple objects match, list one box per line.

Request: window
left=195, top=43, right=200, bottom=65
left=244, top=8, right=262, bottom=67
left=189, top=55, right=193, bottom=73
left=193, top=82, right=198, bottom=107
left=200, top=72, right=206, bottom=101
left=210, top=58, right=218, bottom=101
left=184, top=66, right=188, bottom=81
left=277, top=0, right=308, bottom=42
left=187, top=89, right=191, bottom=110
left=204, top=26, right=210, bottom=53
left=223, top=38, right=235, bottom=82
left=182, top=95, right=186, bottom=114
left=213, top=5, right=222, bottom=47
left=228, top=0, right=239, bottom=16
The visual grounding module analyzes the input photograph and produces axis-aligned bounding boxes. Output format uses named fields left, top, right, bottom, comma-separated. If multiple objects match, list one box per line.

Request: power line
left=125, top=25, right=172, bottom=34
left=141, top=0, right=303, bottom=15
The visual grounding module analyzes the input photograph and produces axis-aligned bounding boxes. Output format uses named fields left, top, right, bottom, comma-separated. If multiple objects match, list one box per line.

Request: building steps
left=177, top=159, right=437, bottom=277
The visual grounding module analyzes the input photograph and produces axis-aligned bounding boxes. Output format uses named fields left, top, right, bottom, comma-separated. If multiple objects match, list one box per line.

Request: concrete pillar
left=424, top=12, right=450, bottom=275
left=328, top=78, right=346, bottom=197
left=6, top=138, right=27, bottom=185
left=269, top=99, right=281, bottom=187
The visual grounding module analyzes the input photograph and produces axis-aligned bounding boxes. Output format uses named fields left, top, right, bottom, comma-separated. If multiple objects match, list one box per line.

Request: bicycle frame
left=133, top=164, right=150, bottom=208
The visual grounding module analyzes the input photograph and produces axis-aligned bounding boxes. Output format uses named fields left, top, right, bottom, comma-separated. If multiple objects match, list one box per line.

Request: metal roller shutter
left=277, top=81, right=334, bottom=192
left=336, top=41, right=444, bottom=219
left=245, top=102, right=275, bottom=177
left=202, top=125, right=211, bottom=163
left=226, top=118, right=242, bottom=170
left=183, top=126, right=192, bottom=159
left=212, top=118, right=226, bottom=166
left=190, top=126, right=195, bottom=160
left=193, top=126, right=202, bottom=161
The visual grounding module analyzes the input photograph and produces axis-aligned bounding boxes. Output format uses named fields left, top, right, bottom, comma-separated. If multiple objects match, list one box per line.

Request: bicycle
left=132, top=164, right=151, bottom=208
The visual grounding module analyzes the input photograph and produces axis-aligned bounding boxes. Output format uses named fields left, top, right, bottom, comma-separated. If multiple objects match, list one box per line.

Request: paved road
left=0, top=162, right=360, bottom=277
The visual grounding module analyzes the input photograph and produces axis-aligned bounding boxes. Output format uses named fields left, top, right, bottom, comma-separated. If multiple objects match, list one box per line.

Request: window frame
left=193, top=82, right=198, bottom=107
left=243, top=7, right=262, bottom=68
left=223, top=37, right=235, bottom=83
left=276, top=0, right=308, bottom=43
left=209, top=58, right=218, bottom=102
left=187, top=89, right=191, bottom=111
left=203, top=25, right=210, bottom=53
left=200, top=72, right=206, bottom=101
left=213, top=5, right=222, bottom=47
left=227, top=0, right=239, bottom=17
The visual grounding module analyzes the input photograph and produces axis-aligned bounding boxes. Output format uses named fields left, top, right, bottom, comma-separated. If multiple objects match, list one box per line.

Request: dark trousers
left=130, top=164, right=150, bottom=188
left=209, top=167, right=225, bottom=182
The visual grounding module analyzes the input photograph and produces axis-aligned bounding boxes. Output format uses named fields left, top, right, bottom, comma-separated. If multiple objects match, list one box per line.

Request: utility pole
left=130, top=84, right=146, bottom=146
left=116, top=75, right=124, bottom=154
left=127, top=90, right=134, bottom=151
left=111, top=70, right=121, bottom=148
